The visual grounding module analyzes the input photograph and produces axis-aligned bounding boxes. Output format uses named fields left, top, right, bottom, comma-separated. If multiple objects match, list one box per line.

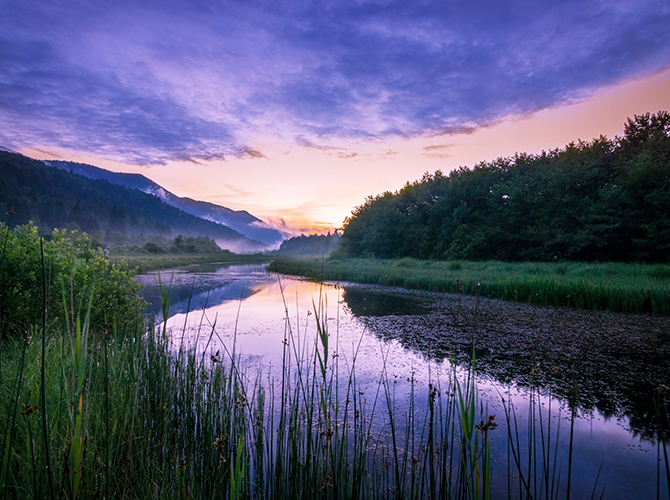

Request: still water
left=135, top=262, right=670, bottom=499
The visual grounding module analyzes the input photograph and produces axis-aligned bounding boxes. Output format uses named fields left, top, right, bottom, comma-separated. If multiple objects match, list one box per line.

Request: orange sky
left=23, top=69, right=670, bottom=234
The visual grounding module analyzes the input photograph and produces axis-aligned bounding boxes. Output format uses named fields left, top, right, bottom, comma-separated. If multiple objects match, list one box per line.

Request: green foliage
left=271, top=232, right=341, bottom=257
left=0, top=222, right=145, bottom=335
left=172, top=234, right=227, bottom=253
left=108, top=235, right=233, bottom=256
left=269, top=257, right=670, bottom=315
left=338, top=111, right=670, bottom=263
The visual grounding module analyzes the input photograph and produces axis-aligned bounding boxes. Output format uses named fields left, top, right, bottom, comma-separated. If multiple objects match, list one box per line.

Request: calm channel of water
left=135, top=262, right=670, bottom=499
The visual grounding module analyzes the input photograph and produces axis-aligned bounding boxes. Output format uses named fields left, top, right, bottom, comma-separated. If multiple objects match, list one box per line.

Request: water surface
left=136, top=262, right=670, bottom=499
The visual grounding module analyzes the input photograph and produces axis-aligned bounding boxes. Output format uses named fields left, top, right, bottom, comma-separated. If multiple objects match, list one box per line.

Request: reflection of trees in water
left=343, top=286, right=670, bottom=438
left=137, top=264, right=269, bottom=317
left=342, top=288, right=434, bottom=317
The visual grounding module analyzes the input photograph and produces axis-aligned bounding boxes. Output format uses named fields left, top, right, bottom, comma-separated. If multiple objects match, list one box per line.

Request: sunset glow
left=3, top=0, right=669, bottom=234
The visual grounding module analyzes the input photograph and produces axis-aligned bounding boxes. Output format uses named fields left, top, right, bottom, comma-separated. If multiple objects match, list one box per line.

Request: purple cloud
left=0, top=0, right=668, bottom=163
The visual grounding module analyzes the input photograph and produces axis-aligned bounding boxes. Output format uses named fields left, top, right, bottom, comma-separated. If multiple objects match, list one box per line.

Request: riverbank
left=268, top=257, right=670, bottom=315
left=0, top=282, right=522, bottom=499
left=112, top=251, right=270, bottom=273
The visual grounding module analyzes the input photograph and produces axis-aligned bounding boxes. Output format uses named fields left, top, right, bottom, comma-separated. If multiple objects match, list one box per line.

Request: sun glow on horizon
left=19, top=70, right=670, bottom=234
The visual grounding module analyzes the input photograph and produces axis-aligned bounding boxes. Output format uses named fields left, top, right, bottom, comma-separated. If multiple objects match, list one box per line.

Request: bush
left=144, top=241, right=167, bottom=254
left=0, top=222, right=145, bottom=336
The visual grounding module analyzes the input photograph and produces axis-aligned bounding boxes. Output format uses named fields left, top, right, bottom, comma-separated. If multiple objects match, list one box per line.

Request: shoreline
left=268, top=257, right=670, bottom=315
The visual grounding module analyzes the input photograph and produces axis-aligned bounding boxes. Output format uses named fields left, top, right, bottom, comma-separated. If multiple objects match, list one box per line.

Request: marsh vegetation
left=270, top=257, right=670, bottom=315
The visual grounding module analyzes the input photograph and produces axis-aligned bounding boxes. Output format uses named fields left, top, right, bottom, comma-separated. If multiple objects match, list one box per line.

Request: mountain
left=45, top=160, right=284, bottom=246
left=0, top=151, right=266, bottom=252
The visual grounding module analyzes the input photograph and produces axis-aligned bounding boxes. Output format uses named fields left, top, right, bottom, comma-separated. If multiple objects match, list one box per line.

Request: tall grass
left=0, top=285, right=499, bottom=498
left=269, top=257, right=670, bottom=315
left=1, top=273, right=668, bottom=498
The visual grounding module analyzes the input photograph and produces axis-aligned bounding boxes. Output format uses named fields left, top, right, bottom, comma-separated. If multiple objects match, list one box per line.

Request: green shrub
left=0, top=222, right=145, bottom=336
left=143, top=241, right=167, bottom=254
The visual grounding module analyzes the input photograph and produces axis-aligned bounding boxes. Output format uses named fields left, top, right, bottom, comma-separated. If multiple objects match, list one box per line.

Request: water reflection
left=341, top=288, right=434, bottom=316
left=138, top=266, right=670, bottom=438
left=344, top=284, right=670, bottom=439
left=136, top=263, right=272, bottom=318
left=134, top=264, right=669, bottom=498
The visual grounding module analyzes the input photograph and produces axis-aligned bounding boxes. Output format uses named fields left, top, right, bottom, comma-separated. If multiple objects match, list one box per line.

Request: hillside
left=45, top=160, right=284, bottom=245
left=337, top=112, right=670, bottom=263
left=0, top=152, right=265, bottom=252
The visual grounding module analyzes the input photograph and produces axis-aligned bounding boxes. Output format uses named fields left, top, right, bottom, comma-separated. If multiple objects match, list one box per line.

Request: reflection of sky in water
left=134, top=264, right=665, bottom=499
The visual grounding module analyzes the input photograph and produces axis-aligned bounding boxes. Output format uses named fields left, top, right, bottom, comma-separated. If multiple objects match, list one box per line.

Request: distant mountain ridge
left=45, top=160, right=284, bottom=246
left=0, top=151, right=267, bottom=252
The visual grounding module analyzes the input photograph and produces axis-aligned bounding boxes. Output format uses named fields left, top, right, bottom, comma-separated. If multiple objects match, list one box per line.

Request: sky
left=1, top=0, right=669, bottom=234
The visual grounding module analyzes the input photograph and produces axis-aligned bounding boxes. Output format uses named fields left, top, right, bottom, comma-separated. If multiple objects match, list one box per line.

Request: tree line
left=271, top=232, right=341, bottom=257
left=336, top=112, right=670, bottom=263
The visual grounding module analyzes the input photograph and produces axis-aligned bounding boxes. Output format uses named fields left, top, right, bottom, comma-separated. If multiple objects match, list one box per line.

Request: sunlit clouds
left=2, top=0, right=670, bottom=231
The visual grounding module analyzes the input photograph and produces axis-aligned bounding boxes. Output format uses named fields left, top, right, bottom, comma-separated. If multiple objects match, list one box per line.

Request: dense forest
left=0, top=152, right=264, bottom=251
left=337, top=112, right=670, bottom=263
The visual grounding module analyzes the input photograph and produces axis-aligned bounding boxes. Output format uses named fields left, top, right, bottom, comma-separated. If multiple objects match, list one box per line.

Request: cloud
left=422, top=144, right=453, bottom=158
left=296, top=138, right=345, bottom=151
left=221, top=185, right=256, bottom=197
left=1, top=0, right=668, bottom=164
left=423, top=145, right=452, bottom=152
left=338, top=152, right=359, bottom=159
left=236, top=148, right=267, bottom=159
left=0, top=35, right=237, bottom=164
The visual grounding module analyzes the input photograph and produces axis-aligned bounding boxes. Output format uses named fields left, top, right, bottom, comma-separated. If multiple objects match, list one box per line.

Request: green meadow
left=112, top=252, right=269, bottom=274
left=269, top=257, right=670, bottom=315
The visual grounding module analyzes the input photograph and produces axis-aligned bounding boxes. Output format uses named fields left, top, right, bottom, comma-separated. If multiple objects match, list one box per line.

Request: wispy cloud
left=423, top=144, right=453, bottom=158
left=338, top=152, right=359, bottom=159
left=1, top=0, right=668, bottom=164
left=380, top=150, right=398, bottom=159
left=236, top=148, right=267, bottom=160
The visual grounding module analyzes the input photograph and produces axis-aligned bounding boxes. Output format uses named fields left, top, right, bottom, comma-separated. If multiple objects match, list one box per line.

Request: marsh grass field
left=112, top=251, right=269, bottom=274
left=2, top=223, right=670, bottom=499
left=0, top=281, right=558, bottom=500
left=269, top=257, right=670, bottom=315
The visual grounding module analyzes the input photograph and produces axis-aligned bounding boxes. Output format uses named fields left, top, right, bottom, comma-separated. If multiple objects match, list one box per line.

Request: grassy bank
left=1, top=281, right=666, bottom=498
left=1, top=225, right=666, bottom=497
left=269, top=257, right=670, bottom=315
left=112, top=252, right=269, bottom=273
left=1, top=298, right=539, bottom=499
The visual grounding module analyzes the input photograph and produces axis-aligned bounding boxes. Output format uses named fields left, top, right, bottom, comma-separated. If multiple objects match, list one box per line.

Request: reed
left=1, top=266, right=667, bottom=498
left=269, top=257, right=670, bottom=315
left=0, top=289, right=502, bottom=498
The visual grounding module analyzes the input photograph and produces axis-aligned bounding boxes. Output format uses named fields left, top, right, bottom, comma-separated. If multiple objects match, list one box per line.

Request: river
left=134, top=262, right=670, bottom=499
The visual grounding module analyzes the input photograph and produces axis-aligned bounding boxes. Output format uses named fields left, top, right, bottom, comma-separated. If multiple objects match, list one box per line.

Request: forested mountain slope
left=0, top=152, right=265, bottom=252
left=338, top=112, right=670, bottom=262
left=45, top=160, right=284, bottom=245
